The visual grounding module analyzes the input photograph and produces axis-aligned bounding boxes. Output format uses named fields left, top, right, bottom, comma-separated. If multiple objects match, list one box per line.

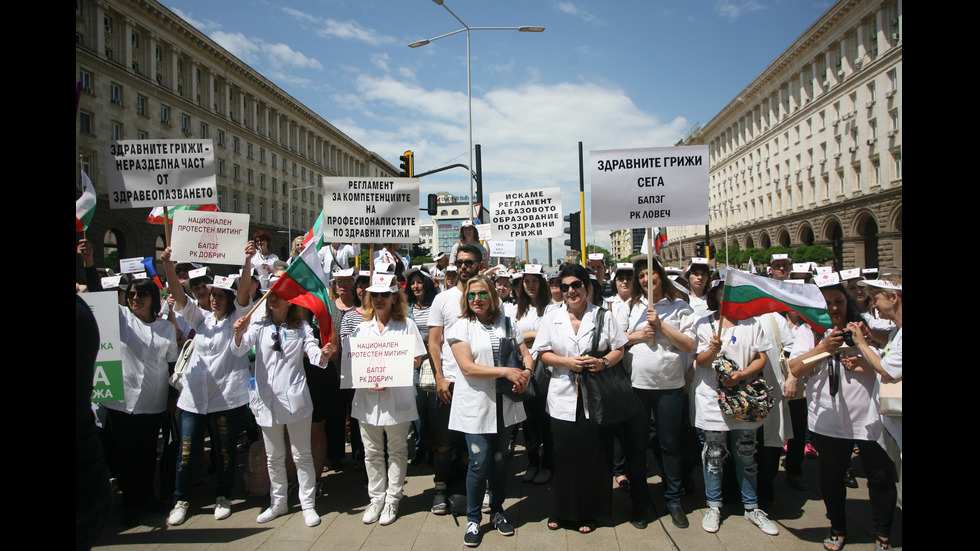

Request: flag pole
left=163, top=205, right=172, bottom=246
left=646, top=227, right=655, bottom=347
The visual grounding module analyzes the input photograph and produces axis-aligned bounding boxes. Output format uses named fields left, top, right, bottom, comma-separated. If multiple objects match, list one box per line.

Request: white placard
left=475, top=223, right=492, bottom=241
left=590, top=146, right=709, bottom=229
left=345, top=335, right=415, bottom=389
left=120, top=257, right=146, bottom=274
left=105, top=139, right=217, bottom=209
left=323, top=177, right=419, bottom=243
left=487, top=240, right=516, bottom=258
left=79, top=292, right=123, bottom=402
left=170, top=210, right=250, bottom=263
left=489, top=187, right=563, bottom=239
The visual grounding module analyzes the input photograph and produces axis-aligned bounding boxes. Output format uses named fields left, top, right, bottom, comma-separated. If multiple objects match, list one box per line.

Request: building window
left=217, top=160, right=224, bottom=176
left=837, top=169, right=845, bottom=196
left=232, top=193, right=239, bottom=212
left=137, top=130, right=147, bottom=140
left=79, top=111, right=93, bottom=134
left=217, top=130, right=224, bottom=146
left=176, top=58, right=183, bottom=73
left=892, top=150, right=902, bottom=180
left=260, top=148, right=265, bottom=164
left=247, top=169, right=253, bottom=186
left=160, top=105, right=170, bottom=125
left=111, top=121, right=121, bottom=140
left=200, top=123, right=208, bottom=139
left=181, top=114, right=190, bottom=133
left=271, top=201, right=277, bottom=222
left=104, top=15, right=112, bottom=33
left=137, top=95, right=147, bottom=116
left=247, top=143, right=253, bottom=159
left=233, top=165, right=240, bottom=181
left=155, top=45, right=162, bottom=61
left=233, top=137, right=240, bottom=153
left=271, top=154, right=277, bottom=169
left=854, top=165, right=862, bottom=191
left=110, top=83, right=122, bottom=106
left=246, top=197, right=252, bottom=215
left=260, top=174, right=266, bottom=189
left=867, top=82, right=876, bottom=104
left=79, top=69, right=92, bottom=93
left=872, top=158, right=881, bottom=186
left=217, top=189, right=224, bottom=210
left=292, top=162, right=297, bottom=176
left=131, top=31, right=139, bottom=48
left=272, top=178, right=278, bottom=193
left=890, top=109, right=899, bottom=132
left=259, top=200, right=265, bottom=221
left=869, top=119, right=878, bottom=141
left=888, top=69, right=898, bottom=92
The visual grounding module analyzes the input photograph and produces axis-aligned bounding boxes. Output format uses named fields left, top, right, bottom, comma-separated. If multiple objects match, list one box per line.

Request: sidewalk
left=92, top=442, right=902, bottom=550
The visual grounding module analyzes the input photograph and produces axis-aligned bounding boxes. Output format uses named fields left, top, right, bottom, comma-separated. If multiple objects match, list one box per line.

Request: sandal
left=874, top=536, right=892, bottom=551
left=547, top=517, right=562, bottom=531
left=823, top=531, right=846, bottom=551
left=577, top=520, right=596, bottom=534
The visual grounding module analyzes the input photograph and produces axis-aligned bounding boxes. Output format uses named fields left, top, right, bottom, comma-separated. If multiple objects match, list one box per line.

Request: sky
left=162, top=0, right=833, bottom=263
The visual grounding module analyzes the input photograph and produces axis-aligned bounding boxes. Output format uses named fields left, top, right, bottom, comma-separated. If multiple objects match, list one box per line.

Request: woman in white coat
left=232, top=292, right=334, bottom=527
left=448, top=274, right=532, bottom=546
left=352, top=274, right=425, bottom=527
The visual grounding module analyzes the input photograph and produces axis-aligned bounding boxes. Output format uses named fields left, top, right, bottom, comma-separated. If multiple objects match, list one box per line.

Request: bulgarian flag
left=721, top=269, right=832, bottom=333
left=76, top=171, right=96, bottom=231
left=300, top=211, right=324, bottom=252
left=147, top=204, right=219, bottom=224
left=653, top=227, right=668, bottom=253
left=270, top=239, right=333, bottom=345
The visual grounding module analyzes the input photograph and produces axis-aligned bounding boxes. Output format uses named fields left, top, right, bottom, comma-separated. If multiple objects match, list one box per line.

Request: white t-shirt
left=350, top=318, right=424, bottom=426
left=428, top=287, right=464, bottom=383
left=619, top=297, right=696, bottom=390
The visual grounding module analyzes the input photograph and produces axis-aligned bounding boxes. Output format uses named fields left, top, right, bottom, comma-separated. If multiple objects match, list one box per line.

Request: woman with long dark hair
left=404, top=267, right=440, bottom=465
left=789, top=279, right=897, bottom=551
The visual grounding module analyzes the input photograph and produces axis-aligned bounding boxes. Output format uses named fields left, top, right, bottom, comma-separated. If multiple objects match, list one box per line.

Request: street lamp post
left=409, top=0, right=543, bottom=225
left=709, top=199, right=741, bottom=266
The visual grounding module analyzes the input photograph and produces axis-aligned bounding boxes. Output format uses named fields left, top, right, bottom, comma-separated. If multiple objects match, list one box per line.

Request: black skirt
left=549, top=395, right=613, bottom=523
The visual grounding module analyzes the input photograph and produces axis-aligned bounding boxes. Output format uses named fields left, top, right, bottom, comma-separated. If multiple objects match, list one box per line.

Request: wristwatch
left=602, top=357, right=610, bottom=368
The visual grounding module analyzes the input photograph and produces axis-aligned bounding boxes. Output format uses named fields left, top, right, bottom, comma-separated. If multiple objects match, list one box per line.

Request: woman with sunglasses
left=351, top=274, right=425, bottom=526
left=447, top=274, right=532, bottom=546
left=532, top=263, right=627, bottom=534
left=250, top=231, right=279, bottom=288
left=232, top=290, right=334, bottom=527
left=160, top=245, right=256, bottom=526
left=789, top=279, right=897, bottom=551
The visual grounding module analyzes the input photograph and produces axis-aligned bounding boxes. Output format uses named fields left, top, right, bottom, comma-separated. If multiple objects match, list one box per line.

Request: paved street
left=92, top=437, right=902, bottom=550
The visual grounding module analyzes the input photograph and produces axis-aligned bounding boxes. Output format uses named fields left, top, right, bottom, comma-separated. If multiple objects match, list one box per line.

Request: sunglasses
left=127, top=289, right=152, bottom=299
left=455, top=259, right=477, bottom=268
left=370, top=292, right=392, bottom=299
left=559, top=281, right=585, bottom=293
left=467, top=290, right=490, bottom=300
left=271, top=329, right=282, bottom=352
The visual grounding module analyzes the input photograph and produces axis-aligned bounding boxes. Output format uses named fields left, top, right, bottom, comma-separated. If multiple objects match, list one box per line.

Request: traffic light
left=399, top=150, right=414, bottom=177
left=564, top=211, right=581, bottom=251
left=426, top=193, right=438, bottom=216
left=695, top=242, right=705, bottom=257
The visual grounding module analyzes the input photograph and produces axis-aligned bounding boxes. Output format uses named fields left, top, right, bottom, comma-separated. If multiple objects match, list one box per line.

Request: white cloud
left=318, top=19, right=396, bottom=46
left=715, top=0, right=765, bottom=20
left=555, top=2, right=605, bottom=25
left=370, top=53, right=391, bottom=72
left=169, top=7, right=220, bottom=32
left=210, top=31, right=322, bottom=75
left=281, top=6, right=318, bottom=24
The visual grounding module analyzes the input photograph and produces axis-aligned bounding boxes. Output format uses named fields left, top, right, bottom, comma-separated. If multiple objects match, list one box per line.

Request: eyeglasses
left=467, top=290, right=490, bottom=300
left=455, top=259, right=477, bottom=268
left=559, top=281, right=585, bottom=293
left=271, top=329, right=282, bottom=352
left=254, top=238, right=267, bottom=243
left=126, top=289, right=152, bottom=300
left=370, top=292, right=392, bottom=299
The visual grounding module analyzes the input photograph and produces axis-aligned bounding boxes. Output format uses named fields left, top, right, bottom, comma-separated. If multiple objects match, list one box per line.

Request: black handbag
left=579, top=307, right=641, bottom=427
left=495, top=317, right=535, bottom=402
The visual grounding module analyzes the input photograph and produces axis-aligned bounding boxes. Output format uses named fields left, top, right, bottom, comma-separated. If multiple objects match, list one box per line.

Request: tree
left=585, top=244, right=612, bottom=263
left=410, top=242, right=431, bottom=259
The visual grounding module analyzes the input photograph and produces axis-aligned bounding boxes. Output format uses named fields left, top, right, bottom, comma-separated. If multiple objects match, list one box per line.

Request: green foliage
left=793, top=245, right=835, bottom=264
left=585, top=244, right=612, bottom=263
left=410, top=256, right=433, bottom=266
left=713, top=244, right=834, bottom=269
left=410, top=243, right=431, bottom=259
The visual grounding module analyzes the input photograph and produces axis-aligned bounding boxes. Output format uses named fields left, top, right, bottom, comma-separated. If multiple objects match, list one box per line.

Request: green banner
left=91, top=360, right=123, bottom=402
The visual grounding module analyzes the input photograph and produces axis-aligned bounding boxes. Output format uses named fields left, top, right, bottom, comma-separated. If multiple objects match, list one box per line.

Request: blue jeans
left=174, top=407, right=243, bottom=502
left=628, top=387, right=686, bottom=507
left=702, top=429, right=759, bottom=509
left=464, top=426, right=515, bottom=524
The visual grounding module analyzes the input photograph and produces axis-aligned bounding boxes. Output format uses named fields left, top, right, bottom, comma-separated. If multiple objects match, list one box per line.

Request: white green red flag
left=76, top=171, right=96, bottom=231
left=270, top=240, right=333, bottom=344
left=146, top=204, right=219, bottom=224
left=721, top=269, right=832, bottom=332
left=300, top=211, right=324, bottom=252
left=653, top=227, right=667, bottom=253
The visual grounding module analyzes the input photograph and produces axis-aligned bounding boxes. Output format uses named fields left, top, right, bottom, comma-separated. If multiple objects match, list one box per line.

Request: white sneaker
left=168, top=501, right=189, bottom=526
left=214, top=497, right=232, bottom=521
left=362, top=500, right=383, bottom=524
left=303, top=508, right=321, bottom=527
left=702, top=506, right=721, bottom=533
left=745, top=508, right=779, bottom=535
left=379, top=503, right=398, bottom=526
left=522, top=465, right=539, bottom=482
left=256, top=505, right=286, bottom=523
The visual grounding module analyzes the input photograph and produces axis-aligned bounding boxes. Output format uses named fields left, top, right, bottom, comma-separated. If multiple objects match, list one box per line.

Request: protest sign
left=488, top=240, right=517, bottom=258
left=105, top=139, right=216, bottom=209
left=80, top=292, right=123, bottom=402
left=323, top=178, right=419, bottom=243
left=590, top=146, right=709, bottom=229
left=344, top=335, right=415, bottom=389
left=476, top=223, right=492, bottom=241
left=120, top=257, right=146, bottom=274
left=170, top=210, right=249, bottom=263
left=489, top=187, right=563, bottom=239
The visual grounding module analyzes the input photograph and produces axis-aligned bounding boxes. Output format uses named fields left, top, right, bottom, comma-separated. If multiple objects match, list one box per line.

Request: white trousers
left=359, top=422, right=410, bottom=505
left=261, top=414, right=316, bottom=511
